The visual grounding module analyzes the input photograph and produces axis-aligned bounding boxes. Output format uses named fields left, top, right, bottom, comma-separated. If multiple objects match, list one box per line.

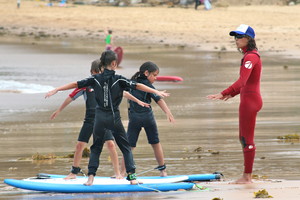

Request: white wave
left=4, top=108, right=50, bottom=113
left=0, top=80, right=55, bottom=94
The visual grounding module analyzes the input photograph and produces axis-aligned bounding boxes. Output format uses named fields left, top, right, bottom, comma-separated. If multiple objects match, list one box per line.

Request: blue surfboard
left=40, top=173, right=221, bottom=182
left=4, top=176, right=194, bottom=193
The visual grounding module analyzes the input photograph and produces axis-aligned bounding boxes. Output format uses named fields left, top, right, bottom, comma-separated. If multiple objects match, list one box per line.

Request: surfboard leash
left=136, top=182, right=162, bottom=193
left=137, top=164, right=167, bottom=176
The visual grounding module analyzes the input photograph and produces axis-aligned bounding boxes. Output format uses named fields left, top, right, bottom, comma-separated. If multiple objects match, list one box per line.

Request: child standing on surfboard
left=50, top=59, right=145, bottom=180
left=49, top=59, right=122, bottom=179
left=121, top=61, right=174, bottom=177
left=45, top=50, right=169, bottom=185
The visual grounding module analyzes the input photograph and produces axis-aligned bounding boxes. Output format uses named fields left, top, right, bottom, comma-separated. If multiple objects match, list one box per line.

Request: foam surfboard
left=114, top=46, right=123, bottom=66
left=35, top=172, right=222, bottom=182
left=156, top=76, right=183, bottom=82
left=4, top=175, right=195, bottom=193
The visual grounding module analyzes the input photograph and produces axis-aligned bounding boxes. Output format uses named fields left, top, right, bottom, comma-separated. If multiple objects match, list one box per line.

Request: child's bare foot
left=231, top=173, right=253, bottom=184
left=160, top=169, right=167, bottom=177
left=64, top=173, right=76, bottom=180
left=130, top=179, right=140, bottom=185
left=84, top=175, right=94, bottom=186
left=120, top=171, right=126, bottom=178
left=111, top=174, right=123, bottom=179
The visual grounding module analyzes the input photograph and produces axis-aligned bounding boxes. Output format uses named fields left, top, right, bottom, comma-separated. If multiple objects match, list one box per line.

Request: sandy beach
left=1, top=0, right=300, bottom=56
left=1, top=1, right=300, bottom=200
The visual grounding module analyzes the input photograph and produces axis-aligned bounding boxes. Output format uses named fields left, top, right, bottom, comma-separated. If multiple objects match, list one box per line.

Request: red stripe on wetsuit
left=69, top=88, right=86, bottom=99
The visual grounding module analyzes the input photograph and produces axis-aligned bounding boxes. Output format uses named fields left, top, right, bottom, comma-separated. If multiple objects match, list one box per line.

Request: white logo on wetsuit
left=244, top=61, right=253, bottom=69
left=103, top=82, right=109, bottom=107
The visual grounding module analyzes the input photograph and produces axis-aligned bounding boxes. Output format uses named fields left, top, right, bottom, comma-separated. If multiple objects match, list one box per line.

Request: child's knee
left=106, top=140, right=115, bottom=150
left=76, top=142, right=86, bottom=151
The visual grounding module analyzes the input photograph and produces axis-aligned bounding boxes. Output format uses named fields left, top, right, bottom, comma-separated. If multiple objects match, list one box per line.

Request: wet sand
left=1, top=39, right=300, bottom=199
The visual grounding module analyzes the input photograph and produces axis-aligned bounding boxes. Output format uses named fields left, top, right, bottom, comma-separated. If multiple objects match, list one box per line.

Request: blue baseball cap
left=229, top=24, right=255, bottom=39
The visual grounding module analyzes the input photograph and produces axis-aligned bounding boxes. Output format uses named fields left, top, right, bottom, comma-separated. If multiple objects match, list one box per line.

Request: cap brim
left=229, top=31, right=245, bottom=36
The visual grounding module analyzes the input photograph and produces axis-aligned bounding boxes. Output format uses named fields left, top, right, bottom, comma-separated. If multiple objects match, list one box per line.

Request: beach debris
left=220, top=46, right=227, bottom=51
left=208, top=149, right=220, bottom=155
left=277, top=134, right=299, bottom=144
left=32, top=153, right=56, bottom=160
left=24, top=148, right=91, bottom=161
left=64, top=153, right=75, bottom=158
left=252, top=174, right=268, bottom=180
left=194, top=146, right=203, bottom=152
left=194, top=184, right=208, bottom=190
left=183, top=146, right=222, bottom=160
left=254, top=189, right=273, bottom=198
left=212, top=198, right=223, bottom=200
left=64, top=147, right=90, bottom=158
left=82, top=147, right=90, bottom=157
left=8, top=167, right=18, bottom=171
left=277, top=133, right=299, bottom=140
left=192, top=146, right=220, bottom=155
left=177, top=45, right=186, bottom=50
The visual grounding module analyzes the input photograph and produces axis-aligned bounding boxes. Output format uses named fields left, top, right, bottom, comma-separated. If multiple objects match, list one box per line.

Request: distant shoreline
left=1, top=1, right=300, bottom=56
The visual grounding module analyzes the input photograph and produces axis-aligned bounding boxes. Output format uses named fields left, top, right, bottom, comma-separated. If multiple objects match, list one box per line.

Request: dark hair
left=100, top=50, right=117, bottom=69
left=239, top=35, right=257, bottom=52
left=108, top=30, right=112, bottom=34
left=131, top=61, right=159, bottom=81
left=90, top=59, right=101, bottom=74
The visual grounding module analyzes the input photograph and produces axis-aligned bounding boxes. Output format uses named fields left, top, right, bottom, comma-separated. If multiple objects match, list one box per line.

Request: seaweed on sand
left=254, top=189, right=273, bottom=198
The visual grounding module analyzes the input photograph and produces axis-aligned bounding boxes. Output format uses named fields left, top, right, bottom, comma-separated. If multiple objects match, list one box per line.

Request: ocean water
left=0, top=37, right=299, bottom=199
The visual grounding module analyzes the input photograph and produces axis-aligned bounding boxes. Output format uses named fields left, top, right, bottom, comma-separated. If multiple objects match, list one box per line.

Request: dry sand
left=1, top=1, right=300, bottom=199
left=1, top=0, right=300, bottom=56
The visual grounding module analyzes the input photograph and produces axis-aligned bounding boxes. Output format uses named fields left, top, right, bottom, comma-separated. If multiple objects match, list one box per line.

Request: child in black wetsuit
left=123, top=61, right=174, bottom=177
left=45, top=50, right=169, bottom=185
left=50, top=59, right=148, bottom=180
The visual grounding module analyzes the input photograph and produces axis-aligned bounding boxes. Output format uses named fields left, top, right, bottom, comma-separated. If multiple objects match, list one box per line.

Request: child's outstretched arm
left=157, top=99, right=175, bottom=123
left=136, top=83, right=169, bottom=98
left=123, top=91, right=150, bottom=108
left=50, top=97, right=73, bottom=120
left=45, top=82, right=78, bottom=98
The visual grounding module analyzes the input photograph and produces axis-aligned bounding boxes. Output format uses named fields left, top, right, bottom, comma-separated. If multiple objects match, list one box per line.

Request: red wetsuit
left=221, top=47, right=263, bottom=173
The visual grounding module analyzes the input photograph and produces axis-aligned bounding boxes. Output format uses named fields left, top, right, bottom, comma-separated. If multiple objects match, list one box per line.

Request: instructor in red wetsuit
left=207, top=24, right=263, bottom=184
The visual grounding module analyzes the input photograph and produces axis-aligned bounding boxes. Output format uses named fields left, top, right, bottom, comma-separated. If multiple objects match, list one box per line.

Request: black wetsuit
left=77, top=69, right=137, bottom=176
left=69, top=87, right=114, bottom=143
left=127, top=75, right=161, bottom=147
